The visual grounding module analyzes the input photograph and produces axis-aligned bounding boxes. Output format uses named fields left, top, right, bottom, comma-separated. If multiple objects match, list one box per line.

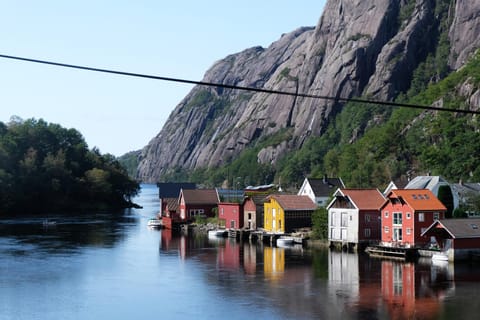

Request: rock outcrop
left=137, top=0, right=480, bottom=182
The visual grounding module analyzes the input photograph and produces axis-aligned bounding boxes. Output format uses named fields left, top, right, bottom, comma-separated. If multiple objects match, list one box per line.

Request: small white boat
left=276, top=236, right=294, bottom=247
left=147, top=218, right=163, bottom=228
left=208, top=229, right=227, bottom=238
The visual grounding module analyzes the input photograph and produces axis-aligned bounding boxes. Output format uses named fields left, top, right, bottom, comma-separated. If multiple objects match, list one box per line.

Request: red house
left=381, top=189, right=446, bottom=248
left=421, top=218, right=480, bottom=261
left=219, top=202, right=244, bottom=230
left=179, top=189, right=219, bottom=221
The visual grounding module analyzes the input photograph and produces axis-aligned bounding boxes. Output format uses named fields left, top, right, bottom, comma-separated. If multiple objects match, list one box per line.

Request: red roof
left=386, top=189, right=446, bottom=211
left=337, top=189, right=386, bottom=210
left=181, top=189, right=219, bottom=205
left=269, top=195, right=316, bottom=211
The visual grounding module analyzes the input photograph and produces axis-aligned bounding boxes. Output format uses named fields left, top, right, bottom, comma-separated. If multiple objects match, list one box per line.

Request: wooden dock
left=365, top=245, right=418, bottom=261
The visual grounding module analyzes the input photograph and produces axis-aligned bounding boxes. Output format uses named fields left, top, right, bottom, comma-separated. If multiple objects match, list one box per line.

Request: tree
left=437, top=185, right=454, bottom=219
left=312, top=207, right=328, bottom=240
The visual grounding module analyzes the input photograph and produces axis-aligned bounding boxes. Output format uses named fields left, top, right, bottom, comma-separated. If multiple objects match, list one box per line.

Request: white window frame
left=418, top=213, right=425, bottom=222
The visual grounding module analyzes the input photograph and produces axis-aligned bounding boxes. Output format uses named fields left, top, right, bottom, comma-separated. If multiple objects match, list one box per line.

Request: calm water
left=2, top=184, right=480, bottom=319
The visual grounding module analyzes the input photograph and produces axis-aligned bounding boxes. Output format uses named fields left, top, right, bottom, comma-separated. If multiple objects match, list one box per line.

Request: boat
left=276, top=236, right=295, bottom=247
left=208, top=229, right=227, bottom=238
left=147, top=218, right=163, bottom=228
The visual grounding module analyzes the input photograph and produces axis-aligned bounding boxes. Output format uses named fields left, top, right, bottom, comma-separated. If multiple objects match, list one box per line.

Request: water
left=1, top=184, right=480, bottom=319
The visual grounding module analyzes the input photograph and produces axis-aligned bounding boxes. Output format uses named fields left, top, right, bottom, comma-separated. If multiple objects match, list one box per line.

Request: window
left=341, top=212, right=348, bottom=227
left=418, top=213, right=425, bottom=222
left=433, top=212, right=439, bottom=220
left=331, top=212, right=336, bottom=226
left=393, top=212, right=402, bottom=225
left=365, top=215, right=371, bottom=223
left=385, top=211, right=389, bottom=218
left=406, top=212, right=411, bottom=219
left=350, top=215, right=352, bottom=221
left=364, top=228, right=371, bottom=238
left=406, top=228, right=411, bottom=235
left=384, top=226, right=389, bottom=233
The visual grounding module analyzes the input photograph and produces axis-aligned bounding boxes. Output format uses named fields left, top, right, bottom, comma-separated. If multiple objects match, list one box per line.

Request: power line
left=0, top=53, right=478, bottom=115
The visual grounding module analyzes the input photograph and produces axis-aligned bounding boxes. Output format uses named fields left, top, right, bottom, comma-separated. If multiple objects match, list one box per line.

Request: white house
left=298, top=176, right=345, bottom=207
left=327, top=188, right=385, bottom=250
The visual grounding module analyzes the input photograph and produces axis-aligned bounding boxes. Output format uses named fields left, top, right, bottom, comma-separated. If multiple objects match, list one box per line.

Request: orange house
left=381, top=189, right=446, bottom=247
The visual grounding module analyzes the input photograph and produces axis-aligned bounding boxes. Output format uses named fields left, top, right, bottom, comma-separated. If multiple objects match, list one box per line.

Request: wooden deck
left=365, top=245, right=418, bottom=261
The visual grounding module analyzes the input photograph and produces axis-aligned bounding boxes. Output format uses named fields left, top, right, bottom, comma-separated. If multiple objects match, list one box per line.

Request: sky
left=0, top=1, right=326, bottom=156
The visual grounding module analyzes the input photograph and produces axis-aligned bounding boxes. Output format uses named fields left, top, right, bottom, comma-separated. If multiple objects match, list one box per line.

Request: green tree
left=311, top=207, right=328, bottom=240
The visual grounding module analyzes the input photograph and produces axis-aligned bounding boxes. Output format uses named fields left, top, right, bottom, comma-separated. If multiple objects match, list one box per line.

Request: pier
left=365, top=245, right=418, bottom=261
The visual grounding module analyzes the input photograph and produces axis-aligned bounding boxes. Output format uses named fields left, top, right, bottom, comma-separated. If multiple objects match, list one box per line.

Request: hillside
left=136, top=0, right=480, bottom=187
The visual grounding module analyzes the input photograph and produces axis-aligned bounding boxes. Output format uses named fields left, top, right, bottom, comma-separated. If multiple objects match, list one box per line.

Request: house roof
left=164, top=197, right=179, bottom=212
left=452, top=182, right=480, bottom=198
left=158, top=182, right=196, bottom=198
left=385, top=189, right=447, bottom=211
left=404, top=176, right=448, bottom=190
left=422, top=219, right=480, bottom=238
left=306, top=177, right=345, bottom=197
left=333, top=189, right=386, bottom=210
left=181, top=189, right=219, bottom=205
left=269, top=195, right=316, bottom=211
left=217, top=189, right=245, bottom=203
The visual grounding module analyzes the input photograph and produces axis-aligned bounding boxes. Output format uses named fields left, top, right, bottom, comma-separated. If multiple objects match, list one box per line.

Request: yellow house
left=264, top=195, right=316, bottom=233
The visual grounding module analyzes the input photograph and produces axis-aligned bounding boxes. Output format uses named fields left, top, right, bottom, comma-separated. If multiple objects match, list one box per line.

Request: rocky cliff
left=137, top=0, right=480, bottom=183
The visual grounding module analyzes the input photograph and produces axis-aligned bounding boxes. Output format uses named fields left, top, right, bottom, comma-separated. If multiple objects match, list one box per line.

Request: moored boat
left=276, top=236, right=294, bottom=247
left=147, top=218, right=163, bottom=228
left=208, top=229, right=227, bottom=238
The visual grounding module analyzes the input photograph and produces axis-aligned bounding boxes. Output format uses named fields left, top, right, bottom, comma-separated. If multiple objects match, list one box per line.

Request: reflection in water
left=264, top=246, right=285, bottom=281
left=2, top=184, right=480, bottom=319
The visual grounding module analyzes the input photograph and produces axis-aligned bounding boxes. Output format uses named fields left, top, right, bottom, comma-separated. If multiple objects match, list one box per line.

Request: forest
left=0, top=117, right=139, bottom=214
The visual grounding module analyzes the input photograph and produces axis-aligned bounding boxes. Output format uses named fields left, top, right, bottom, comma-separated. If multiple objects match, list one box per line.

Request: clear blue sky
left=0, top=1, right=326, bottom=156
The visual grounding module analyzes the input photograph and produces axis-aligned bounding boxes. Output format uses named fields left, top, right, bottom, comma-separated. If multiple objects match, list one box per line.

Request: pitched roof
left=269, top=195, right=316, bottom=211
left=307, top=177, right=345, bottom=197
left=164, top=197, right=179, bottom=212
left=181, top=189, right=219, bottom=205
left=422, top=219, right=480, bottom=238
left=386, top=189, right=447, bottom=211
left=158, top=182, right=196, bottom=198
left=336, top=189, right=386, bottom=210
left=217, top=189, right=245, bottom=203
left=404, top=176, right=448, bottom=190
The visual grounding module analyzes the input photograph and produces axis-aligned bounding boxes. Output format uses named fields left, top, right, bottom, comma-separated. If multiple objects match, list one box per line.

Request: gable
left=305, top=177, right=345, bottom=198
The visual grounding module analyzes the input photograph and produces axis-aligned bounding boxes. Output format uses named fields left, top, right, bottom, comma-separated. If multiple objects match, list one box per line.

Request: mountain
left=137, top=0, right=480, bottom=184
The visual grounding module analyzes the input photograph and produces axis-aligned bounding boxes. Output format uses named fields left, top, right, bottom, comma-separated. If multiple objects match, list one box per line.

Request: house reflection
left=328, top=251, right=382, bottom=315
left=264, top=246, right=285, bottom=281
left=380, top=260, right=452, bottom=319
left=328, top=251, right=455, bottom=319
left=217, top=238, right=240, bottom=270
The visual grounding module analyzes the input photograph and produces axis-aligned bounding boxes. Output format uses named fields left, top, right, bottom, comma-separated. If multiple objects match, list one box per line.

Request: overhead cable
left=0, top=53, right=478, bottom=115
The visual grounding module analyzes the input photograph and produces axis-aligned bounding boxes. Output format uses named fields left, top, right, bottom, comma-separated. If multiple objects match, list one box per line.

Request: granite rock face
left=137, top=0, right=480, bottom=182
